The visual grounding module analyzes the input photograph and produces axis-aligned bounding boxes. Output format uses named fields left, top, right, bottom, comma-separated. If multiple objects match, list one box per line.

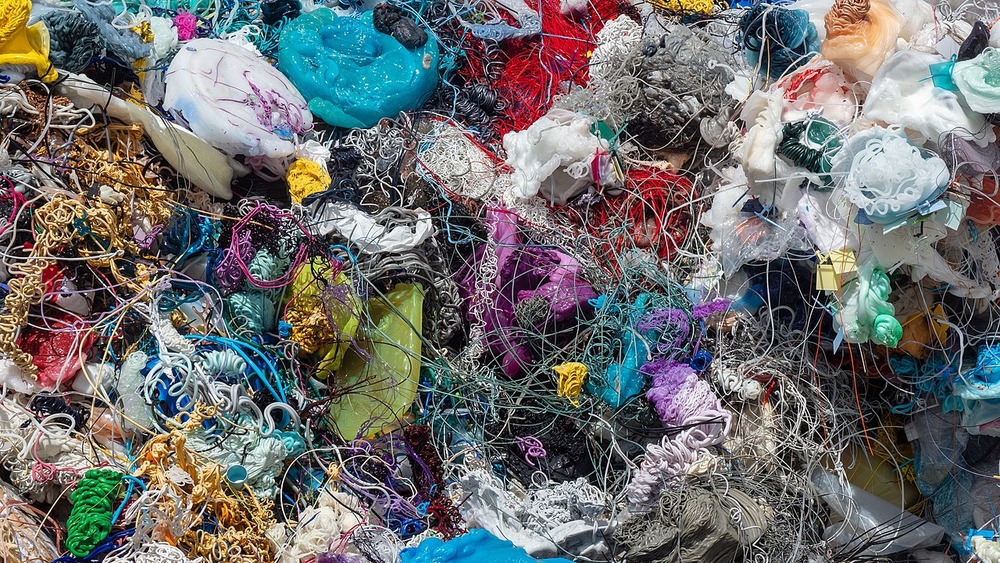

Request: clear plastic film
left=812, top=469, right=945, bottom=556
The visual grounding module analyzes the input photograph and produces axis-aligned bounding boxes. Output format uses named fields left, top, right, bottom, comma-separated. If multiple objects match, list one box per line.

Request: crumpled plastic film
left=330, top=283, right=424, bottom=439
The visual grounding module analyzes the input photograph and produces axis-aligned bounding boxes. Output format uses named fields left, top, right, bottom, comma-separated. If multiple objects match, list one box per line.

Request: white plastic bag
left=812, top=469, right=945, bottom=556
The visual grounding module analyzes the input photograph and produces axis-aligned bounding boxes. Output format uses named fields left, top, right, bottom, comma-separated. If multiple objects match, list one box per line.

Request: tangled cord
left=66, top=469, right=123, bottom=557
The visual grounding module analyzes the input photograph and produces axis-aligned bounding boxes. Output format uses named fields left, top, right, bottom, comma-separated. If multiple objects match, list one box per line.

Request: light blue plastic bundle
left=73, top=0, right=151, bottom=61
left=40, top=9, right=101, bottom=72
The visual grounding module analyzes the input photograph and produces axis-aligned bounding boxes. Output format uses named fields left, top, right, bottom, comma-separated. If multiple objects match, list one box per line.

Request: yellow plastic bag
left=329, top=283, right=424, bottom=439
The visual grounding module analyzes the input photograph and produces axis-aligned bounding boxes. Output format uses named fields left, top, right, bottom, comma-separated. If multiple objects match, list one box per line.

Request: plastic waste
left=865, top=50, right=995, bottom=148
left=277, top=8, right=440, bottom=129
left=284, top=258, right=362, bottom=379
left=812, top=468, right=945, bottom=556
left=503, top=108, right=614, bottom=205
left=829, top=257, right=903, bottom=347
left=163, top=39, right=312, bottom=169
left=116, top=351, right=153, bottom=432
left=0, top=0, right=58, bottom=83
left=830, top=127, right=949, bottom=225
left=329, top=283, right=424, bottom=439
left=57, top=73, right=234, bottom=199
left=820, top=0, right=901, bottom=81
left=400, top=529, right=574, bottom=563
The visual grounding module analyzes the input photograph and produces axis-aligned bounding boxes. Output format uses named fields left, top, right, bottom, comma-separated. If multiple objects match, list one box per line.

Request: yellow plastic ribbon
left=553, top=362, right=587, bottom=405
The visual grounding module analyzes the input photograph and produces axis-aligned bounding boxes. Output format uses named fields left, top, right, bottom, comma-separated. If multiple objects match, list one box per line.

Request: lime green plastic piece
left=330, top=283, right=424, bottom=439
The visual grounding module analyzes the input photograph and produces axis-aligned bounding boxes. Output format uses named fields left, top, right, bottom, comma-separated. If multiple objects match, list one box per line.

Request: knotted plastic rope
left=66, top=469, right=122, bottom=557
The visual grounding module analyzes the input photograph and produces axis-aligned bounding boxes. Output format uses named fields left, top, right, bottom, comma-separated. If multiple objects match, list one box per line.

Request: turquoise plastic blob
left=400, top=529, right=573, bottom=563
left=585, top=293, right=654, bottom=408
left=277, top=8, right=440, bottom=129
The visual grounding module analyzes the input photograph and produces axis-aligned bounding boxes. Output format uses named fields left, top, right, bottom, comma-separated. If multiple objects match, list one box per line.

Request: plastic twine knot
left=552, top=362, right=587, bottom=405
left=515, top=436, right=547, bottom=467
left=174, top=11, right=199, bottom=41
left=40, top=10, right=101, bottom=73
left=66, top=469, right=122, bottom=557
left=738, top=4, right=819, bottom=79
left=31, top=460, right=58, bottom=483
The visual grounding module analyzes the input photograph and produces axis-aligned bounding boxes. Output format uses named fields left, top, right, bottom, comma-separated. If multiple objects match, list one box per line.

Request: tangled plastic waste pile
left=6, top=0, right=1000, bottom=560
